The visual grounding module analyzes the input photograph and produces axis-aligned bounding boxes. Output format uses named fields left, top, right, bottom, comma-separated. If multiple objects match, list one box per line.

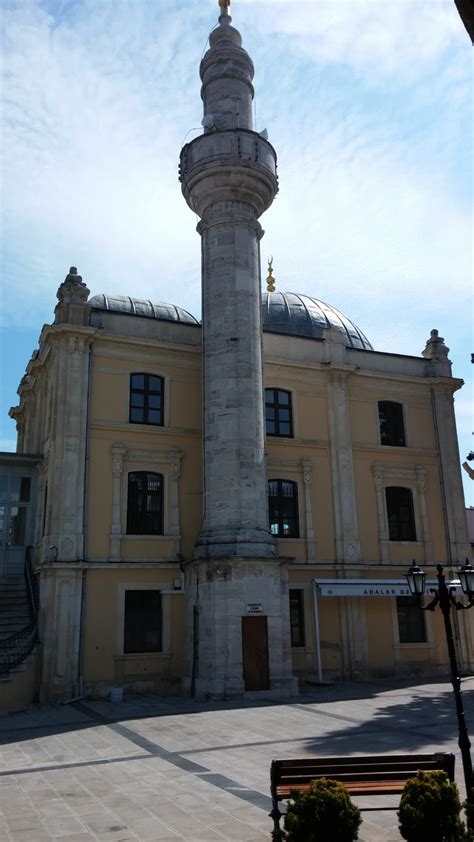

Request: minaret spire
left=218, top=0, right=231, bottom=17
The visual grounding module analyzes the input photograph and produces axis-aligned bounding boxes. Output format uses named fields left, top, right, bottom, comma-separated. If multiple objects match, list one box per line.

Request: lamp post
left=406, top=560, right=474, bottom=824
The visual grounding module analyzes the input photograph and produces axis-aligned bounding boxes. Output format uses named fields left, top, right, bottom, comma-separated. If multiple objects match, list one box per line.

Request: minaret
left=180, top=1, right=296, bottom=698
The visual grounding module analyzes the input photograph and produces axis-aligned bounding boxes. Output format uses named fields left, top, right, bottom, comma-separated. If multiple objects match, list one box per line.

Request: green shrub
left=464, top=797, right=474, bottom=838
left=398, top=770, right=468, bottom=842
left=275, top=777, right=361, bottom=842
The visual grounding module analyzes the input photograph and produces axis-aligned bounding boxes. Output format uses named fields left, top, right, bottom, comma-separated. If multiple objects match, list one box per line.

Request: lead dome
left=89, top=290, right=374, bottom=351
left=262, top=291, right=374, bottom=351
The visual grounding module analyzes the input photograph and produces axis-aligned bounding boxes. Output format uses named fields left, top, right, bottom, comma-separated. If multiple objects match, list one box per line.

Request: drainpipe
left=190, top=566, right=200, bottom=698
left=312, top=580, right=323, bottom=683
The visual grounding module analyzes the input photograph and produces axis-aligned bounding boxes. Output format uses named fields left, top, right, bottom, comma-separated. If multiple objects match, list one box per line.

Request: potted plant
left=273, top=777, right=362, bottom=842
left=398, top=770, right=468, bottom=842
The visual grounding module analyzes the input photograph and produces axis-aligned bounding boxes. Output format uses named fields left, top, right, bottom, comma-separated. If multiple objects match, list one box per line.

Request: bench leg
left=269, top=801, right=282, bottom=833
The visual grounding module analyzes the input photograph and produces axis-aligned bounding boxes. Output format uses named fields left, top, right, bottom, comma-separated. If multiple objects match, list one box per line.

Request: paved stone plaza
left=1, top=679, right=474, bottom=841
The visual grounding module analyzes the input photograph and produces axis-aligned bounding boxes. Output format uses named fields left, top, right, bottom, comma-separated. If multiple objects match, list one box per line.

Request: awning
left=310, top=577, right=461, bottom=684
left=314, top=579, right=461, bottom=597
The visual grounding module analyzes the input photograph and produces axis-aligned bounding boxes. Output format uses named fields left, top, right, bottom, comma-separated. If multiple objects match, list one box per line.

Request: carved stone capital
left=301, top=457, right=313, bottom=485
left=111, top=443, right=127, bottom=476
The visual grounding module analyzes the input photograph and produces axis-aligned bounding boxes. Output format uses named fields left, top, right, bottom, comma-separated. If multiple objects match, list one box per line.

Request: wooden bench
left=270, top=753, right=455, bottom=832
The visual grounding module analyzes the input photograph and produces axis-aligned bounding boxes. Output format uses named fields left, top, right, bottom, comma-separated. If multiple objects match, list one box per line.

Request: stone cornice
left=426, top=377, right=464, bottom=394
left=90, top=421, right=202, bottom=438
left=93, top=332, right=202, bottom=358
left=125, top=447, right=183, bottom=464
left=263, top=355, right=464, bottom=389
left=40, top=323, right=98, bottom=343
left=265, top=438, right=329, bottom=452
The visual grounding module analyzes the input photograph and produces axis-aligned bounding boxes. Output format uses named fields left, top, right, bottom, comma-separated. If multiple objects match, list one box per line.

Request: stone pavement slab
left=1, top=678, right=474, bottom=840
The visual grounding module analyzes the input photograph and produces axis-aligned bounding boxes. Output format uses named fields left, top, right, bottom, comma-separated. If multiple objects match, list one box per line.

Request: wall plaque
left=246, top=602, right=264, bottom=614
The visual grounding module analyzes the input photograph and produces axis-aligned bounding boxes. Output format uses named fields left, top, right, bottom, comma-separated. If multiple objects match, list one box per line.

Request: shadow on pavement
left=300, top=684, right=474, bottom=756
left=1, top=676, right=474, bottom=753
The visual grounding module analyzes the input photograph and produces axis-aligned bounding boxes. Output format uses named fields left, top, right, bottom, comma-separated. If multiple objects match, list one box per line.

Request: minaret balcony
left=179, top=128, right=278, bottom=218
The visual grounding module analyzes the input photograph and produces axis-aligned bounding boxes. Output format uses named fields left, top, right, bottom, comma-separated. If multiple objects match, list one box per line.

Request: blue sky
left=1, top=0, right=472, bottom=503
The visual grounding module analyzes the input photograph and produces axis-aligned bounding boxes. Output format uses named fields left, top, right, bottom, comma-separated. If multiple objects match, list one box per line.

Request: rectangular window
left=9, top=507, right=26, bottom=546
left=386, top=487, right=417, bottom=542
left=396, top=596, right=426, bottom=643
left=0, top=478, right=9, bottom=502
left=124, top=590, right=162, bottom=653
left=129, top=373, right=164, bottom=426
left=268, top=479, right=299, bottom=537
left=0, top=476, right=31, bottom=503
left=265, top=389, right=293, bottom=438
left=127, top=472, right=164, bottom=535
left=289, top=589, right=305, bottom=647
left=378, top=401, right=406, bottom=447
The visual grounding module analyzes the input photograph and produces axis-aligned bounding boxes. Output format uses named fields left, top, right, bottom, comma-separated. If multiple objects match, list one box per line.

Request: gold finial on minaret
left=266, top=257, right=276, bottom=293
left=218, top=0, right=231, bottom=17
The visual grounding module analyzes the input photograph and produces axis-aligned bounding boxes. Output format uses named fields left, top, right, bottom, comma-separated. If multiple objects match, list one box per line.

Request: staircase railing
left=0, top=547, right=39, bottom=675
left=24, top=546, right=38, bottom=620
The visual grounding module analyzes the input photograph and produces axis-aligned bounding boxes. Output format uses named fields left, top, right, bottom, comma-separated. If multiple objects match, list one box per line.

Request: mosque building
left=0, top=0, right=471, bottom=709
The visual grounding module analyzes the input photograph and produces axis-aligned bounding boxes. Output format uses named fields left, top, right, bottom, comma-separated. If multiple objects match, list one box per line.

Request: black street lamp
left=406, top=560, right=474, bottom=825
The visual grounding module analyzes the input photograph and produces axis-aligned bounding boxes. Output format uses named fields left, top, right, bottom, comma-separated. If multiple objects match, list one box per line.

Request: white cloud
left=248, top=0, right=464, bottom=81
left=1, top=0, right=205, bottom=324
left=262, top=118, right=470, bottom=329
left=0, top=0, right=470, bottom=338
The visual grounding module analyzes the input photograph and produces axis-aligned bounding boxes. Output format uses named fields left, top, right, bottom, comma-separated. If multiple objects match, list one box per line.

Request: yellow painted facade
left=6, top=281, right=471, bottom=704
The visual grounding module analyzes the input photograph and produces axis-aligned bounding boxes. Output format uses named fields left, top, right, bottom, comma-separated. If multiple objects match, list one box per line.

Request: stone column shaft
left=195, top=202, right=275, bottom=558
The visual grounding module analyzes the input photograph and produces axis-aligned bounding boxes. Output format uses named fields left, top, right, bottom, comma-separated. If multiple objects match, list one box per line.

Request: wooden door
left=242, top=616, right=270, bottom=691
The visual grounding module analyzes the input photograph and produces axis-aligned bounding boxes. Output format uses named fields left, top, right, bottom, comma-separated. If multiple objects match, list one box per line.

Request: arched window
left=127, top=472, right=164, bottom=535
left=386, top=486, right=416, bottom=541
left=378, top=401, right=405, bottom=447
left=265, top=388, right=293, bottom=437
left=268, top=479, right=299, bottom=537
left=129, top=373, right=164, bottom=426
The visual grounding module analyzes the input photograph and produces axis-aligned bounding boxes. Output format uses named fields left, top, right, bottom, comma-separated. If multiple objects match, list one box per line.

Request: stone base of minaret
left=183, top=559, right=298, bottom=699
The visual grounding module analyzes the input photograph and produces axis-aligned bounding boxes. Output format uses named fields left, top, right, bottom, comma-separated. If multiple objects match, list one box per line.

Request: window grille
left=127, top=471, right=164, bottom=535
left=268, top=479, right=299, bottom=537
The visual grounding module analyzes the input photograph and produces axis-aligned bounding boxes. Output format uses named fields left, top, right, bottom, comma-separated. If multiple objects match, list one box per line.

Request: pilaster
left=301, top=457, right=316, bottom=561
left=38, top=564, right=84, bottom=702
left=431, top=382, right=470, bottom=563
left=416, top=465, right=433, bottom=563
left=326, top=367, right=361, bottom=563
left=45, top=329, right=94, bottom=562
left=110, top=443, right=127, bottom=561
